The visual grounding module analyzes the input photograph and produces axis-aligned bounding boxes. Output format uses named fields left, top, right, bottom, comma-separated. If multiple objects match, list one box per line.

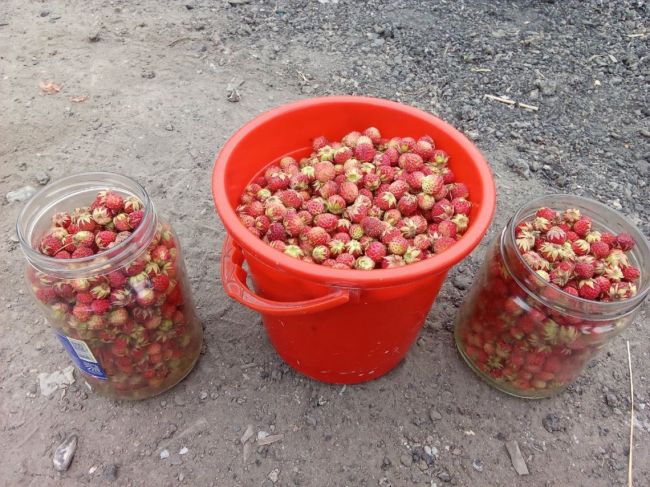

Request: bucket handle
left=221, top=236, right=350, bottom=316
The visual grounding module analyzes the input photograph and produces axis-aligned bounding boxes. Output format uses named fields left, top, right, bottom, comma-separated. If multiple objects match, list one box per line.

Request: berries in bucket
left=236, top=128, right=473, bottom=269
left=213, top=96, right=496, bottom=384
left=454, top=195, right=649, bottom=398
left=17, top=173, right=203, bottom=400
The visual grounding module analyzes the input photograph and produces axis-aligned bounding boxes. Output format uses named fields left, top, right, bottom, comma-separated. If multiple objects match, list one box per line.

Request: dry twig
left=627, top=340, right=634, bottom=487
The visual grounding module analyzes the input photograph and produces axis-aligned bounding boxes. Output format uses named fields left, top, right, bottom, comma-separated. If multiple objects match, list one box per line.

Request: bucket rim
left=212, top=95, right=496, bottom=287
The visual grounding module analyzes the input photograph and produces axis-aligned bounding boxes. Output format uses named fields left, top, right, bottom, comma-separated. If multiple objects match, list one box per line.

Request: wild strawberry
left=363, top=241, right=386, bottom=262
left=72, top=303, right=92, bottom=322
left=437, top=220, right=457, bottom=239
left=362, top=173, right=381, bottom=191
left=605, top=249, right=629, bottom=268
left=538, top=242, right=564, bottom=263
left=572, top=217, right=591, bottom=238
left=111, top=213, right=130, bottom=232
left=571, top=239, right=590, bottom=256
left=545, top=226, right=566, bottom=245
left=311, top=245, right=331, bottom=263
left=337, top=181, right=359, bottom=204
left=432, top=236, right=455, bottom=254
left=95, top=230, right=116, bottom=250
left=590, top=241, right=609, bottom=259
left=90, top=206, right=112, bottom=225
left=333, top=146, right=353, bottom=164
left=152, top=274, right=170, bottom=292
left=326, top=194, right=346, bottom=215
left=310, top=213, right=336, bottom=233
left=312, top=135, right=329, bottom=151
left=532, top=216, right=551, bottom=233
left=398, top=153, right=424, bottom=173
left=411, top=233, right=430, bottom=251
left=615, top=232, right=635, bottom=251
left=283, top=213, right=305, bottom=237
left=40, top=233, right=63, bottom=256
left=622, top=266, right=640, bottom=282
left=362, top=126, right=381, bottom=144
left=102, top=192, right=124, bottom=213
left=353, top=255, right=375, bottom=270
left=578, top=279, right=601, bottom=300
left=414, top=139, right=434, bottom=161
left=335, top=253, right=355, bottom=267
left=420, top=174, right=444, bottom=196
left=318, top=181, right=339, bottom=199
left=451, top=214, right=470, bottom=234
left=278, top=190, right=302, bottom=209
left=549, top=261, right=574, bottom=287
left=574, top=261, right=594, bottom=279
left=430, top=199, right=454, bottom=223
left=51, top=211, right=72, bottom=228
left=90, top=299, right=110, bottom=315
left=75, top=212, right=97, bottom=232
left=431, top=149, right=449, bottom=166
left=306, top=227, right=330, bottom=246
left=451, top=197, right=472, bottom=216
left=372, top=191, right=396, bottom=211
left=129, top=209, right=144, bottom=229
left=535, top=207, right=556, bottom=222
left=590, top=275, right=609, bottom=294
left=354, top=143, right=376, bottom=163
left=361, top=217, right=384, bottom=238
left=394, top=193, right=416, bottom=216
left=403, top=247, right=423, bottom=264
left=609, top=281, right=637, bottom=300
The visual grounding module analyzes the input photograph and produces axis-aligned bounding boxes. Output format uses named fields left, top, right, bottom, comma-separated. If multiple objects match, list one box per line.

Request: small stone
left=160, top=449, right=170, bottom=459
left=141, top=70, right=156, bottom=79
left=472, top=459, right=484, bottom=472
left=437, top=471, right=451, bottom=482
left=39, top=366, right=75, bottom=397
left=35, top=171, right=50, bottom=185
left=452, top=274, right=471, bottom=291
left=179, top=447, right=188, bottom=455
left=268, top=468, right=280, bottom=483
left=53, top=434, right=78, bottom=472
left=381, top=456, right=392, bottom=470
left=428, top=409, right=442, bottom=421
left=174, top=395, right=186, bottom=406
left=164, top=123, right=174, bottom=131
left=400, top=453, right=413, bottom=467
left=605, top=392, right=619, bottom=408
left=6, top=185, right=37, bottom=203
left=169, top=454, right=182, bottom=466
left=199, top=391, right=208, bottom=400
left=40, top=10, right=50, bottom=17
left=535, top=79, right=557, bottom=96
left=305, top=415, right=317, bottom=427
left=102, top=464, right=118, bottom=482
left=542, top=414, right=566, bottom=433
left=88, top=32, right=101, bottom=43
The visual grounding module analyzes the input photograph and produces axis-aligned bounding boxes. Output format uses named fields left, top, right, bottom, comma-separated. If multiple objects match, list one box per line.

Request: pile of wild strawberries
left=29, top=190, right=200, bottom=399
left=515, top=207, right=639, bottom=301
left=236, top=128, right=472, bottom=270
left=457, top=206, right=642, bottom=396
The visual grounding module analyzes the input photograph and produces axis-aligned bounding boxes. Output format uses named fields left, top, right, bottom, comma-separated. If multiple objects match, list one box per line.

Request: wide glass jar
left=454, top=195, right=649, bottom=398
left=17, top=173, right=203, bottom=400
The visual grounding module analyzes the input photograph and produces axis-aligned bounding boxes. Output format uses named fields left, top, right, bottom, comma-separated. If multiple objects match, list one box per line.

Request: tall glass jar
left=17, top=173, right=203, bottom=400
left=454, top=195, right=649, bottom=398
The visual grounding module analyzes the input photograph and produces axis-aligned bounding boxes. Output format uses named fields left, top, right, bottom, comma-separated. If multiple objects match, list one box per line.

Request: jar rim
left=506, top=193, right=650, bottom=315
left=16, top=172, right=156, bottom=278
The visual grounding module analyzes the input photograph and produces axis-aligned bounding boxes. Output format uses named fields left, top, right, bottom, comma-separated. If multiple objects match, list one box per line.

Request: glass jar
left=16, top=173, right=203, bottom=400
left=454, top=195, right=649, bottom=398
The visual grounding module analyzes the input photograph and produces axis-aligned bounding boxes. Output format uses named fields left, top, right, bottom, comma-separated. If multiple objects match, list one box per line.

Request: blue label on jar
left=56, top=333, right=108, bottom=380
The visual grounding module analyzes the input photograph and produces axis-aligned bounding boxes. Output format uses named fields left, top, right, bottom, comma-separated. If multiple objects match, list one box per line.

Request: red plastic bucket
left=212, top=96, right=496, bottom=384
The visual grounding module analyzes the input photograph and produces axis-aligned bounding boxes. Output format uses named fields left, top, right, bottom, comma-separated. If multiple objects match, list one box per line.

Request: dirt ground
left=1, top=1, right=649, bottom=486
